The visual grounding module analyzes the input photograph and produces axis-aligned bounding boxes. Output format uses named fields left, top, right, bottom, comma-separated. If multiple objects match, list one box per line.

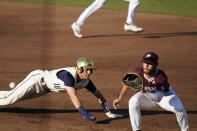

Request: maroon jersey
left=133, top=67, right=169, bottom=92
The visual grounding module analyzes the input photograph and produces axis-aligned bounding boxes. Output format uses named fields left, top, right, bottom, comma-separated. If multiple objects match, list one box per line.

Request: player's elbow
left=98, top=98, right=103, bottom=104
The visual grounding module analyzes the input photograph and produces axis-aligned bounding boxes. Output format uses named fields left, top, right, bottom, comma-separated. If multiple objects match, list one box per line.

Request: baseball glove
left=121, top=72, right=144, bottom=90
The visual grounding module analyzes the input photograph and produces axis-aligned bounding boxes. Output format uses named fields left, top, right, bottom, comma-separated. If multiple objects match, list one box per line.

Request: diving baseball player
left=71, top=0, right=143, bottom=38
left=0, top=57, right=122, bottom=120
left=113, top=52, right=189, bottom=131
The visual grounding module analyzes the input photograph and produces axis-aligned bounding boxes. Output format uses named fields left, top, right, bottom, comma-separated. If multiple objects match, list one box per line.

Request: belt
left=40, top=77, right=51, bottom=92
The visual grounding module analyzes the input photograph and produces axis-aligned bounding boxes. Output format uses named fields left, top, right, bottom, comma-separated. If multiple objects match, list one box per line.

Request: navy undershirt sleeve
left=56, top=70, right=75, bottom=87
left=85, top=80, right=97, bottom=93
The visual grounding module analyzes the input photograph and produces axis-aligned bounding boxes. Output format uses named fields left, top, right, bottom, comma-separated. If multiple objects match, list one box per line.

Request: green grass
left=6, top=0, right=197, bottom=17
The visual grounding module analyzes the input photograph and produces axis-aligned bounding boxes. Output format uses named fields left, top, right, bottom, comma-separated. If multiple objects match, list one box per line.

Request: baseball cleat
left=124, top=24, right=143, bottom=33
left=71, top=22, right=83, bottom=38
left=105, top=111, right=123, bottom=118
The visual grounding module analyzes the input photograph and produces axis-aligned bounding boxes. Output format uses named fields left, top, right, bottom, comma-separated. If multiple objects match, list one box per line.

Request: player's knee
left=129, top=96, right=140, bottom=109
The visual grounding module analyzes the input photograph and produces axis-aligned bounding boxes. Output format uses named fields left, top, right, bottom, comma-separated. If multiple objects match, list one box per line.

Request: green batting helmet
left=76, top=57, right=94, bottom=73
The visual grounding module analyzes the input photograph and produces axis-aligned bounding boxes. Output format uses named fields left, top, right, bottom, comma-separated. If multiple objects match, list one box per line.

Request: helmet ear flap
left=76, top=66, right=83, bottom=73
left=80, top=67, right=84, bottom=73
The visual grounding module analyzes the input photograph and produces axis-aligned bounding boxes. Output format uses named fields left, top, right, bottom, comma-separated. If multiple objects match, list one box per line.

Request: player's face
left=143, top=62, right=156, bottom=75
left=80, top=68, right=93, bottom=79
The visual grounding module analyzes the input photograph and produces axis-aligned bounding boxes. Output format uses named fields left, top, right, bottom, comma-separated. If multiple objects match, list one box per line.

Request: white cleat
left=105, top=111, right=123, bottom=118
left=71, top=22, right=83, bottom=38
left=124, top=24, right=143, bottom=33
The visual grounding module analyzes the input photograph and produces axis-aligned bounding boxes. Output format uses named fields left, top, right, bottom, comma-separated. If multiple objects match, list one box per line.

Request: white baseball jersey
left=43, top=67, right=89, bottom=92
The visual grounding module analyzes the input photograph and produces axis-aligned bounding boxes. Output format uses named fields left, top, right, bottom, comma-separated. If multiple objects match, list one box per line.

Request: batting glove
left=105, top=111, right=123, bottom=118
left=78, top=106, right=96, bottom=121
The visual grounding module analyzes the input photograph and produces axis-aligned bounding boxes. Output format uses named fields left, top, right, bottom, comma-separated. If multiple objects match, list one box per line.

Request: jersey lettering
left=54, top=83, right=61, bottom=89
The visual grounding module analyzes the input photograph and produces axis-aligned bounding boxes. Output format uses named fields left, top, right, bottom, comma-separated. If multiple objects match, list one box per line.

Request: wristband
left=78, top=106, right=87, bottom=116
left=77, top=106, right=96, bottom=121
left=103, top=101, right=110, bottom=112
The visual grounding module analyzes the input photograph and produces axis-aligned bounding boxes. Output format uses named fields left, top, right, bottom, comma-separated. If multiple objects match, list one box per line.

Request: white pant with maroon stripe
left=128, top=87, right=189, bottom=131
left=0, top=70, right=48, bottom=106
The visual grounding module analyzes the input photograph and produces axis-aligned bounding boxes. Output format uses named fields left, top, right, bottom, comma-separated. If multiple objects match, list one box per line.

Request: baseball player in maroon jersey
left=71, top=0, right=143, bottom=38
left=113, top=52, right=189, bottom=131
left=0, top=57, right=122, bottom=120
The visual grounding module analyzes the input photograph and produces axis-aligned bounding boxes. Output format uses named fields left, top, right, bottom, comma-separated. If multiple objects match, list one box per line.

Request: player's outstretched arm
left=113, top=85, right=129, bottom=109
left=93, top=89, right=123, bottom=118
left=66, top=87, right=96, bottom=121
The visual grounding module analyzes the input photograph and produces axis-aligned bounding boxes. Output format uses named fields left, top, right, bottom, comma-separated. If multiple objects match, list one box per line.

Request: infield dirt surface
left=0, top=1, right=197, bottom=131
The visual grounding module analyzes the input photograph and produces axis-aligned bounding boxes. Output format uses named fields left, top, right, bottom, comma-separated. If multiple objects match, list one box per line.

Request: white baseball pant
left=128, top=87, right=189, bottom=131
left=77, top=0, right=108, bottom=27
left=0, top=70, right=48, bottom=106
left=126, top=0, right=140, bottom=24
left=76, top=0, right=140, bottom=26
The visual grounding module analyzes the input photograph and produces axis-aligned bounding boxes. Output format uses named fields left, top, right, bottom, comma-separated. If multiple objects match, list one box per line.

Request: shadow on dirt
left=0, top=107, right=196, bottom=115
left=96, top=109, right=197, bottom=124
left=0, top=107, right=196, bottom=124
left=84, top=32, right=197, bottom=39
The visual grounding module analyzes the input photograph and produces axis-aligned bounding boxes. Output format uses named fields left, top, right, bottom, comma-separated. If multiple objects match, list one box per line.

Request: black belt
left=41, top=77, right=51, bottom=92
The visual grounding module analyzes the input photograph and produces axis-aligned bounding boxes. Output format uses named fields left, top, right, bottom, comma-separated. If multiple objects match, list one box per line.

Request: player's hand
left=105, top=111, right=123, bottom=118
left=113, top=97, right=121, bottom=109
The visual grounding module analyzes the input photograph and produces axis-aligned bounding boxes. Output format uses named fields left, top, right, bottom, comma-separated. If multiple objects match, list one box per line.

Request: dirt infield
left=0, top=1, right=197, bottom=131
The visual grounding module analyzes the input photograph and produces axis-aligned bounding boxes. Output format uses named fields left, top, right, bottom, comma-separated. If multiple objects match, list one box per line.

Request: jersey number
left=54, top=83, right=61, bottom=89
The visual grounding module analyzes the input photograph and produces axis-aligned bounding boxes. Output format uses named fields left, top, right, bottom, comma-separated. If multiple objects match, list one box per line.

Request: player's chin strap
left=102, top=101, right=123, bottom=118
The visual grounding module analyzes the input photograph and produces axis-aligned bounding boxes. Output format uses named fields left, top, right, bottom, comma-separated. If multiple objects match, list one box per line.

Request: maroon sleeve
left=156, top=70, right=169, bottom=91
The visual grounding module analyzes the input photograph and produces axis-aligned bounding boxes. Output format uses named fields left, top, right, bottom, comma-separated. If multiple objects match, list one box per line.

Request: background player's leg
left=124, top=0, right=143, bottom=32
left=126, top=0, right=140, bottom=25
left=71, top=0, right=108, bottom=38
left=77, top=0, right=108, bottom=27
